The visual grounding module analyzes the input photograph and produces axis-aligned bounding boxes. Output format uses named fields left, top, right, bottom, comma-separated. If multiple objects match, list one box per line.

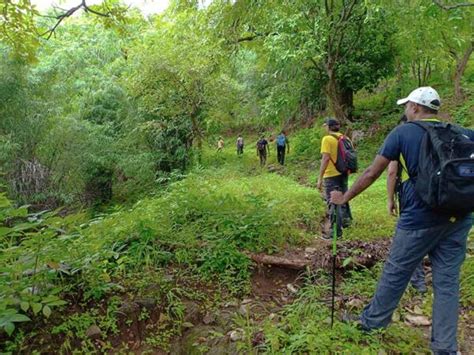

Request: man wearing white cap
left=331, top=86, right=474, bottom=354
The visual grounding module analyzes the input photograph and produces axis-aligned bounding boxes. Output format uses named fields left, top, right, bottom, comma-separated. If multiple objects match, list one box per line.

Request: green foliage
left=0, top=2, right=473, bottom=352
left=290, top=125, right=324, bottom=162
left=261, top=283, right=427, bottom=353
left=453, top=94, right=474, bottom=127
left=0, top=192, right=71, bottom=337
left=343, top=174, right=397, bottom=241
left=0, top=166, right=323, bottom=340
left=0, top=1, right=39, bottom=62
left=198, top=240, right=251, bottom=292
left=393, top=1, right=473, bottom=88
left=340, top=264, right=382, bottom=299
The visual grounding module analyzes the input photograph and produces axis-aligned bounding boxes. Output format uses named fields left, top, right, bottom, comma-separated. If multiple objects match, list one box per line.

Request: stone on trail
left=286, top=283, right=298, bottom=294
left=228, top=329, right=244, bottom=342
left=405, top=314, right=431, bottom=326
left=239, top=304, right=250, bottom=316
left=346, top=297, right=364, bottom=309
left=202, top=312, right=216, bottom=325
left=241, top=298, right=252, bottom=305
left=85, top=324, right=102, bottom=339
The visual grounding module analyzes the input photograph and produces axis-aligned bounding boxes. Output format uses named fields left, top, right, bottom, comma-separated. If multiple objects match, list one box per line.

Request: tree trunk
left=325, top=69, right=354, bottom=123
left=454, top=41, right=473, bottom=101
left=190, top=112, right=203, bottom=164
left=340, top=87, right=354, bottom=121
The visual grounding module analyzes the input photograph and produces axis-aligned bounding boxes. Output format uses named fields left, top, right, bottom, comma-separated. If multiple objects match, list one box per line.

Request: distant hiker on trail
left=217, top=137, right=224, bottom=152
left=331, top=86, right=474, bottom=354
left=317, top=118, right=353, bottom=238
left=276, top=131, right=290, bottom=165
left=386, top=114, right=427, bottom=294
left=256, top=135, right=269, bottom=167
left=236, top=135, right=244, bottom=156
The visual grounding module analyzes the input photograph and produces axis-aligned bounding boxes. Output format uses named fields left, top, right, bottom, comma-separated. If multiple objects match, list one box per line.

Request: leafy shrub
left=290, top=126, right=324, bottom=162
left=0, top=168, right=324, bottom=340
left=262, top=283, right=427, bottom=353
left=0, top=193, right=70, bottom=336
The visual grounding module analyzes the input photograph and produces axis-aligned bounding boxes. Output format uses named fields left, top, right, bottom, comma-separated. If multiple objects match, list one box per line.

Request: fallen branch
left=249, top=238, right=392, bottom=271
left=433, top=0, right=474, bottom=10
left=250, top=253, right=310, bottom=270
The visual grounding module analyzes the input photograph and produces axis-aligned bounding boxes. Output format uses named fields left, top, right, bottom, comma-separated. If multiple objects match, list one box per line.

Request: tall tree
left=393, top=0, right=473, bottom=100
left=214, top=0, right=397, bottom=122
left=127, top=5, right=226, bottom=159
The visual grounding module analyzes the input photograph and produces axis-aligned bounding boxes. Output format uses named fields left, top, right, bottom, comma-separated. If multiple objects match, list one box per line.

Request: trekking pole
left=330, top=203, right=342, bottom=328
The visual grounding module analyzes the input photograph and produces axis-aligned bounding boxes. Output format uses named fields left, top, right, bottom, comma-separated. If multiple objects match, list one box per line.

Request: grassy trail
left=1, top=135, right=472, bottom=354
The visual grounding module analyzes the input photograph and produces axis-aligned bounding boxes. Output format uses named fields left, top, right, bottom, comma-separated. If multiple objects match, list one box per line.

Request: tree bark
left=325, top=66, right=354, bottom=123
left=250, top=253, right=310, bottom=270
left=454, top=41, right=473, bottom=100
left=190, top=112, right=203, bottom=164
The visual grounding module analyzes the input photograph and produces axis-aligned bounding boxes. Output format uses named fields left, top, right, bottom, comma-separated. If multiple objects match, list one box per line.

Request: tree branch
left=40, top=0, right=111, bottom=40
left=236, top=31, right=277, bottom=43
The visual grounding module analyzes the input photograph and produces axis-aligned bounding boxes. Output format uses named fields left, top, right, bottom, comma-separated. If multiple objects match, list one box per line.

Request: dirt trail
left=170, top=235, right=473, bottom=354
left=168, top=237, right=393, bottom=354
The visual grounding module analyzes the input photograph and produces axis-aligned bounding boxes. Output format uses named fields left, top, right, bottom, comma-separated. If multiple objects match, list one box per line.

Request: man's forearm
left=343, top=156, right=390, bottom=202
left=344, top=169, right=381, bottom=202
left=387, top=178, right=396, bottom=202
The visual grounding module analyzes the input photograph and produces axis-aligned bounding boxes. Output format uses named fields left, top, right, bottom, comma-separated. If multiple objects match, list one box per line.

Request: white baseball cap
left=396, top=86, right=441, bottom=111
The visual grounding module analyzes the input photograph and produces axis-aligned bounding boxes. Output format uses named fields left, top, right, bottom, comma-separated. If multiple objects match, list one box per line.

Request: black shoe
left=321, top=233, right=331, bottom=240
left=342, top=311, right=360, bottom=323
left=342, top=312, right=371, bottom=332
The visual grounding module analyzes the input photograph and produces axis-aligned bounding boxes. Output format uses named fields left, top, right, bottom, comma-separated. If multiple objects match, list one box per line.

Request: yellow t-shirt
left=320, top=133, right=342, bottom=178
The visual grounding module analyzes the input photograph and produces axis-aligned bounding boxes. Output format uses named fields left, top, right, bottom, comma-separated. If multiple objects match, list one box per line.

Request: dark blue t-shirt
left=379, top=121, right=474, bottom=230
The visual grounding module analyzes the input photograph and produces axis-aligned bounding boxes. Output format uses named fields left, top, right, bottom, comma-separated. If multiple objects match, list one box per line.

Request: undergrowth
left=260, top=280, right=427, bottom=353
left=0, top=169, right=324, bottom=351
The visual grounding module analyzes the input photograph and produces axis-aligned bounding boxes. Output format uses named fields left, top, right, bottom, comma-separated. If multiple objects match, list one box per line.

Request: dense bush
left=0, top=170, right=324, bottom=340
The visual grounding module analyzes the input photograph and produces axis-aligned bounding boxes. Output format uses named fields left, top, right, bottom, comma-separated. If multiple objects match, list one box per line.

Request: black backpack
left=257, top=140, right=266, bottom=151
left=410, top=121, right=474, bottom=214
left=330, top=134, right=358, bottom=174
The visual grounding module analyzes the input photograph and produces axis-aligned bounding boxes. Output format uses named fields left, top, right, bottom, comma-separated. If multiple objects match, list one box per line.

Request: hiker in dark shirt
left=236, top=135, right=244, bottom=156
left=256, top=135, right=270, bottom=167
left=331, top=86, right=474, bottom=354
left=386, top=115, right=426, bottom=293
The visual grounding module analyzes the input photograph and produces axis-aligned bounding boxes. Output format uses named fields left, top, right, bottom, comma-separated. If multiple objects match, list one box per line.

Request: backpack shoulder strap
left=407, top=119, right=446, bottom=131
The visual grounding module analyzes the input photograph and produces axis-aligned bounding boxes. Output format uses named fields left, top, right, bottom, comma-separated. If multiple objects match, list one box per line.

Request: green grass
left=0, top=165, right=325, bottom=348
left=343, top=173, right=397, bottom=241
left=259, top=281, right=428, bottom=354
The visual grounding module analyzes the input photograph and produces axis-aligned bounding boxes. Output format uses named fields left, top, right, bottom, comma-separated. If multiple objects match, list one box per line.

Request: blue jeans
left=410, top=262, right=426, bottom=291
left=360, top=216, right=472, bottom=353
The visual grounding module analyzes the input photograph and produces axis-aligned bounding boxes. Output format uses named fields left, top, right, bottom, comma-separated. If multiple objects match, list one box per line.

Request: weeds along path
left=2, top=141, right=472, bottom=353
left=1, top=144, right=326, bottom=353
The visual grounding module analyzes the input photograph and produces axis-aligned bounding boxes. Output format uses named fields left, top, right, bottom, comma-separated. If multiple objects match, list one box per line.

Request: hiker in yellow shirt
left=217, top=137, right=225, bottom=152
left=317, top=118, right=352, bottom=238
